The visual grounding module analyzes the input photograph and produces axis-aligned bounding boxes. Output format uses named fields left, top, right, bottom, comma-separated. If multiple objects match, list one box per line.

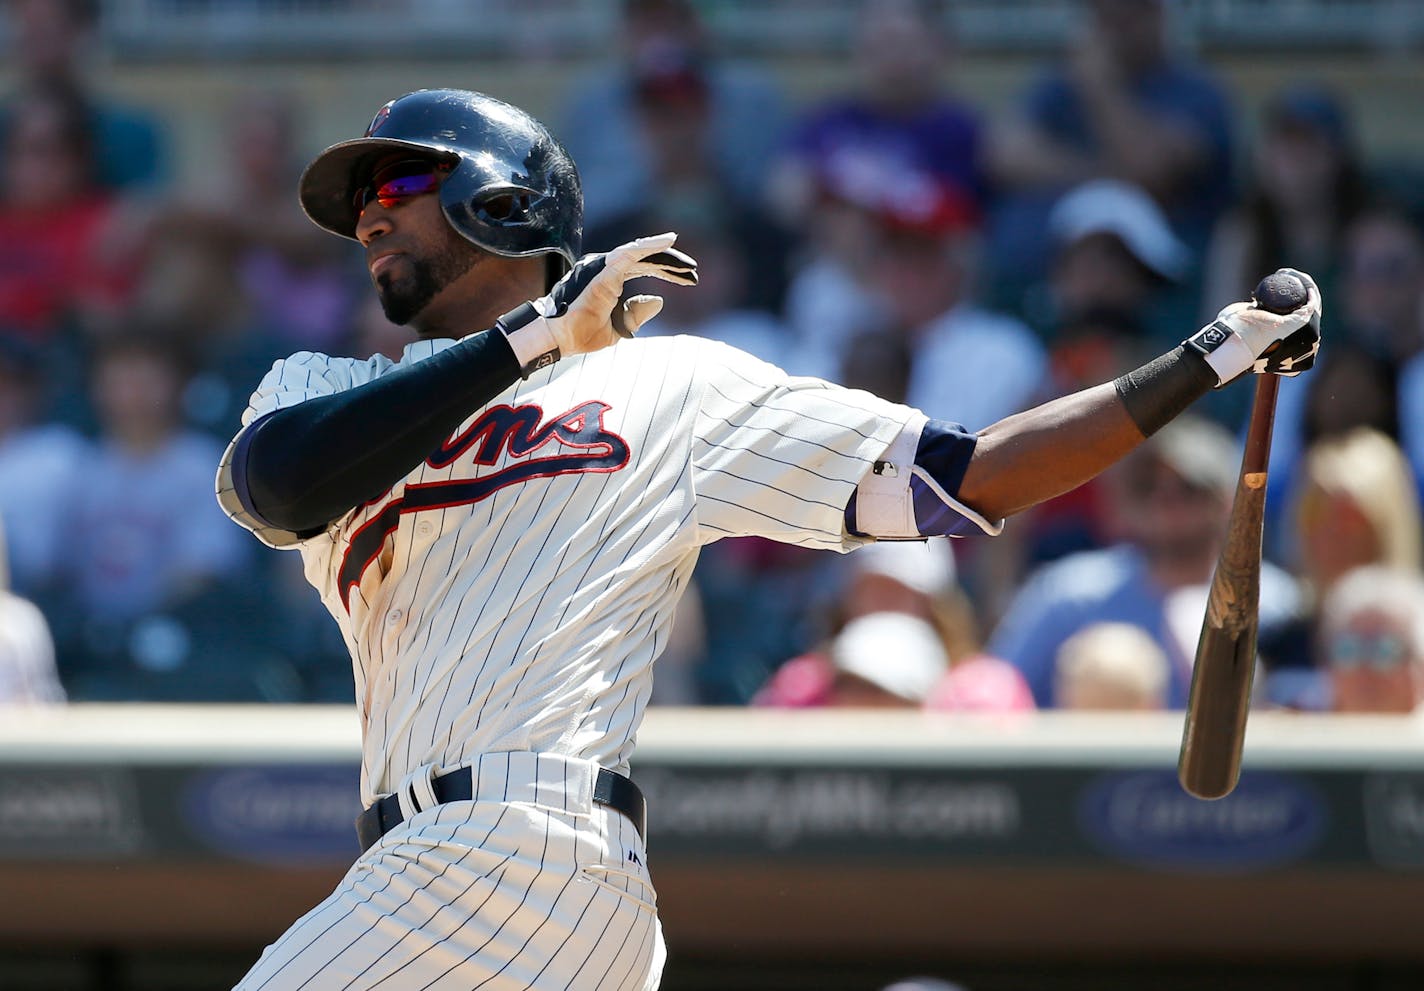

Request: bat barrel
left=1177, top=374, right=1277, bottom=800
left=1178, top=625, right=1257, bottom=799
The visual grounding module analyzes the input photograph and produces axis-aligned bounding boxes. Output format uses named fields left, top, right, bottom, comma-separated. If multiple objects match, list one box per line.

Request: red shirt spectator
left=0, top=81, right=134, bottom=340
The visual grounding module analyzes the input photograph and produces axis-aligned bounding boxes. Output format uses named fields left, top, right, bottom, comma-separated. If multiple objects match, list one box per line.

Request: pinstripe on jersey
left=235, top=753, right=663, bottom=991
left=216, top=334, right=913, bottom=989
left=217, top=335, right=912, bottom=806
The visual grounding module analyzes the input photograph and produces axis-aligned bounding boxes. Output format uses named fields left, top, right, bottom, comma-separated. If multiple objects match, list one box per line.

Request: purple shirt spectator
left=786, top=99, right=984, bottom=210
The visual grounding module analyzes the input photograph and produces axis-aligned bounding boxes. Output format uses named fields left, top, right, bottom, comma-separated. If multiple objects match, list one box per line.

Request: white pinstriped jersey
left=217, top=335, right=913, bottom=805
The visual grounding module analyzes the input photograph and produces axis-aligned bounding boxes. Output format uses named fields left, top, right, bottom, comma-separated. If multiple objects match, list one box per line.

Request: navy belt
left=355, top=765, right=646, bottom=853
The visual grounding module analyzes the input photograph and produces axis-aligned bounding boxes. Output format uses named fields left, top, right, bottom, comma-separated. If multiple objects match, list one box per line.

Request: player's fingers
left=588, top=260, right=691, bottom=317
left=640, top=247, right=698, bottom=276
left=618, top=241, right=698, bottom=283
left=623, top=260, right=699, bottom=286
left=1231, top=300, right=1303, bottom=333
left=605, top=232, right=679, bottom=271
left=606, top=236, right=698, bottom=283
left=1276, top=267, right=1323, bottom=319
left=614, top=294, right=664, bottom=338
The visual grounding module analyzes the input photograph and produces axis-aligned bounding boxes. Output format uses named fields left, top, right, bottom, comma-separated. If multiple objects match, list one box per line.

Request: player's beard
left=375, top=237, right=485, bottom=326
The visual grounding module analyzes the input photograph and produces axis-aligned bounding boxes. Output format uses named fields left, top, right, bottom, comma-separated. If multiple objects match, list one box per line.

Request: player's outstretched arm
left=956, top=271, right=1321, bottom=522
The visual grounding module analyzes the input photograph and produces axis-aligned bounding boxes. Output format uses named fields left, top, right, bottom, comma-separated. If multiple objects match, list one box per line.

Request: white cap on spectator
left=851, top=540, right=956, bottom=599
left=831, top=612, right=949, bottom=702
left=1049, top=179, right=1190, bottom=282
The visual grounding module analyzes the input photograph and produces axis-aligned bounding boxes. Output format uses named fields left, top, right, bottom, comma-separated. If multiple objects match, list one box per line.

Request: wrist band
left=497, top=303, right=560, bottom=378
left=1112, top=346, right=1217, bottom=437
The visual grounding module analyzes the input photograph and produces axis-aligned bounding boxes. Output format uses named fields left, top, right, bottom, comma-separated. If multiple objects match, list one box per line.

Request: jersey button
left=387, top=609, right=403, bottom=624
left=417, top=521, right=433, bottom=536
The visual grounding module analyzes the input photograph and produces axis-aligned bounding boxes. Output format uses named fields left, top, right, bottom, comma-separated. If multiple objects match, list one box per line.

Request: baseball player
left=215, top=89, right=1321, bottom=990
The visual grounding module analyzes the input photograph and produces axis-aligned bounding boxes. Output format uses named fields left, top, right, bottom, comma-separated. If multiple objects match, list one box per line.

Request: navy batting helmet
left=299, top=89, right=583, bottom=276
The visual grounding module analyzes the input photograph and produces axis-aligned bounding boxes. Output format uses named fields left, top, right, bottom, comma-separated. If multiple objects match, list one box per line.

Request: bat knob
left=1252, top=272, right=1308, bottom=315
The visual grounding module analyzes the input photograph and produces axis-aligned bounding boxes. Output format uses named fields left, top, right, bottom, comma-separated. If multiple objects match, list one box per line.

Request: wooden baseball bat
left=1177, top=273, right=1304, bottom=800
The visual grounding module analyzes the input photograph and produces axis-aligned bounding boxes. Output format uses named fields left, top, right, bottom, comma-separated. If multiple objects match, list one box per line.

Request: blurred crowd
left=4, top=0, right=1424, bottom=719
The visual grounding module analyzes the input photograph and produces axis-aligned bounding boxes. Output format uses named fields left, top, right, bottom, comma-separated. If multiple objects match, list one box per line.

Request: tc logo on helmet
left=365, top=104, right=392, bottom=137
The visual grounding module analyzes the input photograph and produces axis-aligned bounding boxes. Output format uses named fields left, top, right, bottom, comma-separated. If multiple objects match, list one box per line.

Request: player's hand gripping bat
left=1177, top=272, right=1308, bottom=800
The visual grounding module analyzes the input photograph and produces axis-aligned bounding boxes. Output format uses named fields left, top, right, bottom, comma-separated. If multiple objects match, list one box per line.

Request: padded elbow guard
left=849, top=414, right=1003, bottom=540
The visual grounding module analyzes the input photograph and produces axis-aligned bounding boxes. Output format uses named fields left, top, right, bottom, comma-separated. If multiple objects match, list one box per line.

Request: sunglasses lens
left=374, top=172, right=442, bottom=208
left=354, top=161, right=446, bottom=212
left=1332, top=631, right=1408, bottom=670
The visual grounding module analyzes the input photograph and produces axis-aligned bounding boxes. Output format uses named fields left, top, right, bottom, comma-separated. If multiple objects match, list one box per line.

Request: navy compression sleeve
left=233, top=330, right=522, bottom=536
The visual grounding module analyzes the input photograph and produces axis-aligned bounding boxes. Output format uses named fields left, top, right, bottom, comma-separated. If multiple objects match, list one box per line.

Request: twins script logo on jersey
left=338, top=400, right=629, bottom=607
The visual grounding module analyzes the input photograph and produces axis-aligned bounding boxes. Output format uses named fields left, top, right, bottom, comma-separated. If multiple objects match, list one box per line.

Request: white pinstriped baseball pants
left=235, top=752, right=664, bottom=991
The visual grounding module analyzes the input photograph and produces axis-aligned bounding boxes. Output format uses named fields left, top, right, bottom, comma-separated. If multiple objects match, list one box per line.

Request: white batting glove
left=1184, top=268, right=1323, bottom=387
left=498, top=232, right=698, bottom=376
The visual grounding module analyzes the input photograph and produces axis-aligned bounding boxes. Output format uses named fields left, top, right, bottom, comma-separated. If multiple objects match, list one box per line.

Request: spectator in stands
left=880, top=188, right=1046, bottom=429
left=789, top=157, right=1044, bottom=428
left=989, top=180, right=1192, bottom=595
left=134, top=90, right=353, bottom=351
left=624, top=204, right=791, bottom=366
left=1261, top=428, right=1422, bottom=708
left=923, top=643, right=1036, bottom=715
left=1040, top=178, right=1192, bottom=348
left=988, top=415, right=1300, bottom=708
left=0, top=79, right=137, bottom=345
left=1320, top=566, right=1424, bottom=716
left=827, top=612, right=949, bottom=708
left=1, top=0, right=167, bottom=191
left=581, top=27, right=791, bottom=314
left=0, top=521, right=65, bottom=705
left=126, top=91, right=358, bottom=435
left=769, top=0, right=985, bottom=230
left=1261, top=206, right=1424, bottom=548
left=556, top=0, right=787, bottom=232
left=1352, top=209, right=1424, bottom=486
left=1340, top=207, right=1424, bottom=365
left=43, top=330, right=248, bottom=639
left=0, top=336, right=85, bottom=596
left=984, top=0, right=1234, bottom=309
left=754, top=541, right=1031, bottom=711
left=778, top=0, right=987, bottom=384
left=1053, top=622, right=1170, bottom=711
left=1201, top=83, right=1368, bottom=322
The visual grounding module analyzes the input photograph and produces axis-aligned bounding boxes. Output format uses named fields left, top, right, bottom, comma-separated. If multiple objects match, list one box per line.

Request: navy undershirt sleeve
left=233, top=329, right=522, bottom=536
left=914, top=418, right=978, bottom=497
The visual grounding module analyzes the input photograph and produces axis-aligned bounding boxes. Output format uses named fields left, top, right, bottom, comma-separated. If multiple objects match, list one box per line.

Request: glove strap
left=497, top=301, right=560, bottom=378
left=1184, top=319, right=1256, bottom=388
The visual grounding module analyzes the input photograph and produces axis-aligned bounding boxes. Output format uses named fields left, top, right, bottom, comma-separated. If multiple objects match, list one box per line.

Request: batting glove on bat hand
left=497, top=232, right=698, bottom=376
left=1184, top=268, right=1322, bottom=387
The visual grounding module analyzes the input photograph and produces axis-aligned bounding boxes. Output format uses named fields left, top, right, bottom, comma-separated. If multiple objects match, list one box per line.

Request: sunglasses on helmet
left=354, top=159, right=451, bottom=213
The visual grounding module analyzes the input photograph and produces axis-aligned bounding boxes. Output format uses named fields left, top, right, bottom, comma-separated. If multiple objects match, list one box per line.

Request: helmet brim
left=298, top=137, right=458, bottom=240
